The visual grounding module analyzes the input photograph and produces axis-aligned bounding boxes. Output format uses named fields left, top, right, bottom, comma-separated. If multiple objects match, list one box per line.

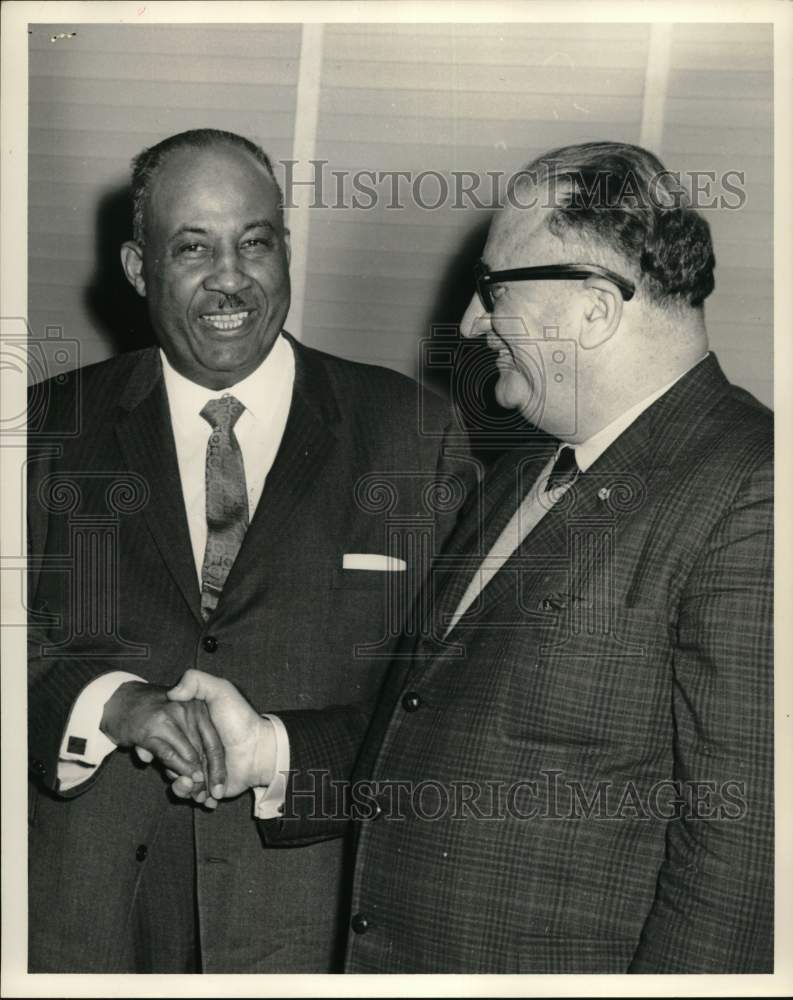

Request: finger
left=203, top=795, right=218, bottom=810
left=158, top=717, right=205, bottom=782
left=195, top=701, right=227, bottom=799
left=180, top=703, right=209, bottom=790
left=165, top=768, right=179, bottom=780
left=135, top=745, right=154, bottom=764
left=145, top=732, right=205, bottom=784
left=171, top=774, right=195, bottom=798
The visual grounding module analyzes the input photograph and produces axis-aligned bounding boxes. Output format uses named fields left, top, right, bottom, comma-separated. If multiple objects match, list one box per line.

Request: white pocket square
left=342, top=553, right=406, bottom=571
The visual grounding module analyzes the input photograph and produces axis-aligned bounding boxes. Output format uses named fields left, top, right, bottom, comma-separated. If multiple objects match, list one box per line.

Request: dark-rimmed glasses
left=474, top=259, right=635, bottom=312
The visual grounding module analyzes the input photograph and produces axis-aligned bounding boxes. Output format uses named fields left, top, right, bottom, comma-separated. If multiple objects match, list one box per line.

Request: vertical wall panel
left=661, top=23, right=773, bottom=407
left=303, top=22, right=649, bottom=378
left=28, top=21, right=773, bottom=407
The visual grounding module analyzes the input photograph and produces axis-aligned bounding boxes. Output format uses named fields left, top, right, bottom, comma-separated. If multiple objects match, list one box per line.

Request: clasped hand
left=100, top=671, right=273, bottom=808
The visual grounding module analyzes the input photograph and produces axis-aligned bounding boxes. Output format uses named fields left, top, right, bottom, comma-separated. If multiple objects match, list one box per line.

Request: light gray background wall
left=28, top=21, right=772, bottom=406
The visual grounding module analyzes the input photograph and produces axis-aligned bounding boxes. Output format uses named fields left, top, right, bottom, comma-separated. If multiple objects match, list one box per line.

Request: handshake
left=100, top=669, right=276, bottom=808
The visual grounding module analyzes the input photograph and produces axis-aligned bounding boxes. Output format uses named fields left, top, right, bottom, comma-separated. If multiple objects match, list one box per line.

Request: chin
left=495, top=372, right=532, bottom=414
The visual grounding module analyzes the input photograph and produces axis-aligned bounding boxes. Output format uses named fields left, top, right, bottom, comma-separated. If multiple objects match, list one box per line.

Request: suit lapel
left=114, top=350, right=203, bottom=623
left=216, top=337, right=338, bottom=602
left=112, top=340, right=341, bottom=623
left=442, top=355, right=732, bottom=635
left=429, top=438, right=555, bottom=639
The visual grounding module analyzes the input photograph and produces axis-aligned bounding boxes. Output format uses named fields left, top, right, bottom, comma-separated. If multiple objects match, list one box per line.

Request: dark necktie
left=200, top=394, right=249, bottom=621
left=545, top=444, right=580, bottom=493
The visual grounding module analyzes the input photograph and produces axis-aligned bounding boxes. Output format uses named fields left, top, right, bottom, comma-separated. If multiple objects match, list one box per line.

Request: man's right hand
left=166, top=669, right=277, bottom=799
left=100, top=680, right=225, bottom=804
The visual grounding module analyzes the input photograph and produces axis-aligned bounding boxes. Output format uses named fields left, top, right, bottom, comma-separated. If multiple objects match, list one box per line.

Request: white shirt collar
left=160, top=333, right=293, bottom=428
left=571, top=353, right=709, bottom=473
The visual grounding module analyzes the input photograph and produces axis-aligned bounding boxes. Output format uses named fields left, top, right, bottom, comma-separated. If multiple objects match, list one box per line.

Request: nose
left=203, top=246, right=251, bottom=297
left=460, top=294, right=492, bottom=339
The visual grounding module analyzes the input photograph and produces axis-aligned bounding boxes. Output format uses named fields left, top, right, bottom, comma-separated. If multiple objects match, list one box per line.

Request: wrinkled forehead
left=147, top=144, right=280, bottom=227
left=483, top=189, right=564, bottom=269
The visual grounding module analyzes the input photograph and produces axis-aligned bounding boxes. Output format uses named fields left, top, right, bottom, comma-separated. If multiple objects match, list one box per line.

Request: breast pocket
left=331, top=567, right=405, bottom=591
left=327, top=566, right=414, bottom=667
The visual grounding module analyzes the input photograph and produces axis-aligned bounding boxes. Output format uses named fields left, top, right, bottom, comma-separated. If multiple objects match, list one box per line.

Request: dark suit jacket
left=263, top=353, right=774, bottom=973
left=27, top=335, right=471, bottom=972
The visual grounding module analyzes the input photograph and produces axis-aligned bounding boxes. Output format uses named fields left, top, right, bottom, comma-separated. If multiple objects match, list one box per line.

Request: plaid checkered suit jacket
left=266, top=352, right=773, bottom=973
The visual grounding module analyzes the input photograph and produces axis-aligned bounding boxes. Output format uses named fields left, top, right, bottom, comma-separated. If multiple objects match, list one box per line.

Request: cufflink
left=67, top=736, right=87, bottom=755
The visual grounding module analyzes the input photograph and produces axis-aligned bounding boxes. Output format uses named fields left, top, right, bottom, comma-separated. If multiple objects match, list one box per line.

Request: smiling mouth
left=488, top=337, right=513, bottom=365
left=201, top=310, right=251, bottom=332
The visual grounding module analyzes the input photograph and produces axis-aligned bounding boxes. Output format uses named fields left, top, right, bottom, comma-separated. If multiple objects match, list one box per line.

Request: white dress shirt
left=58, top=335, right=295, bottom=818
left=445, top=355, right=708, bottom=634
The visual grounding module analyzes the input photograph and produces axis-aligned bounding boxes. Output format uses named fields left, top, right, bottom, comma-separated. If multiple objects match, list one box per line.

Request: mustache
left=209, top=293, right=250, bottom=311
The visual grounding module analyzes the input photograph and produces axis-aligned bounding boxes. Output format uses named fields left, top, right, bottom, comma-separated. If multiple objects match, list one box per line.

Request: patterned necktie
left=199, top=394, right=249, bottom=621
left=545, top=444, right=580, bottom=493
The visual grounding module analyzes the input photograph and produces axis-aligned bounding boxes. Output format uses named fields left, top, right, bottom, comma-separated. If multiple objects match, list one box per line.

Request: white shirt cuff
left=252, top=713, right=290, bottom=820
left=57, top=672, right=145, bottom=791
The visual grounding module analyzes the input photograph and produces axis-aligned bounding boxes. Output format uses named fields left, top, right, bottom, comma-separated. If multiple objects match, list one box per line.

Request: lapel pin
left=538, top=595, right=567, bottom=611
left=598, top=487, right=611, bottom=501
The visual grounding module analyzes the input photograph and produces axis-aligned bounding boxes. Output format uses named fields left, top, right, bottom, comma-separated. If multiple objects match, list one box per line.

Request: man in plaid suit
left=169, top=141, right=774, bottom=973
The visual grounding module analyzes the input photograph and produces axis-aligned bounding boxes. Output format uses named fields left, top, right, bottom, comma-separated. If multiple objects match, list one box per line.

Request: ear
left=120, top=241, right=147, bottom=298
left=577, top=276, right=624, bottom=350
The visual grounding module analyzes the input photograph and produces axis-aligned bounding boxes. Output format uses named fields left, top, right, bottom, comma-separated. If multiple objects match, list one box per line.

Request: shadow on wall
left=84, top=184, right=155, bottom=356
left=420, top=213, right=492, bottom=398
left=421, top=213, right=541, bottom=465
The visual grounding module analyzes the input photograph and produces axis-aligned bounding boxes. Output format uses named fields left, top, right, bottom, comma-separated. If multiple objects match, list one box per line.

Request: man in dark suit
left=27, top=128, right=468, bottom=972
left=173, top=141, right=773, bottom=973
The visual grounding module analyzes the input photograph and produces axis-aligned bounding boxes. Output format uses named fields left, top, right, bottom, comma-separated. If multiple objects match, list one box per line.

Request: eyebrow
left=243, top=219, right=277, bottom=233
left=168, top=220, right=278, bottom=242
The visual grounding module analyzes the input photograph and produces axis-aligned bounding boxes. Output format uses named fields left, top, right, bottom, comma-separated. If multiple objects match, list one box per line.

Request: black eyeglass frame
left=474, top=259, right=635, bottom=311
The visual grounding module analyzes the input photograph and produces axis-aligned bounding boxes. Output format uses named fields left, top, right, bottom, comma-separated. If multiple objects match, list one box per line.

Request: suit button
left=401, top=691, right=421, bottom=712
left=351, top=912, right=372, bottom=934
left=31, top=759, right=46, bottom=776
left=135, top=844, right=148, bottom=862
left=202, top=635, right=218, bottom=653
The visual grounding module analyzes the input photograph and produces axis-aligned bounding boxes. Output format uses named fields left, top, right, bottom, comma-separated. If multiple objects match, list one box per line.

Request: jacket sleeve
left=27, top=429, right=122, bottom=796
left=257, top=702, right=373, bottom=846
left=629, top=454, right=774, bottom=972
left=28, top=593, right=127, bottom=797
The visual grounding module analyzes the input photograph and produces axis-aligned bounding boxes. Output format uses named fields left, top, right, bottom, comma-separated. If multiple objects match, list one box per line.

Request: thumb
left=167, top=667, right=210, bottom=702
left=168, top=668, right=231, bottom=704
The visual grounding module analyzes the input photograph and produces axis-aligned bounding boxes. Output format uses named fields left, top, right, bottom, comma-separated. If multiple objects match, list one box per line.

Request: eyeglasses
left=474, top=259, right=635, bottom=312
